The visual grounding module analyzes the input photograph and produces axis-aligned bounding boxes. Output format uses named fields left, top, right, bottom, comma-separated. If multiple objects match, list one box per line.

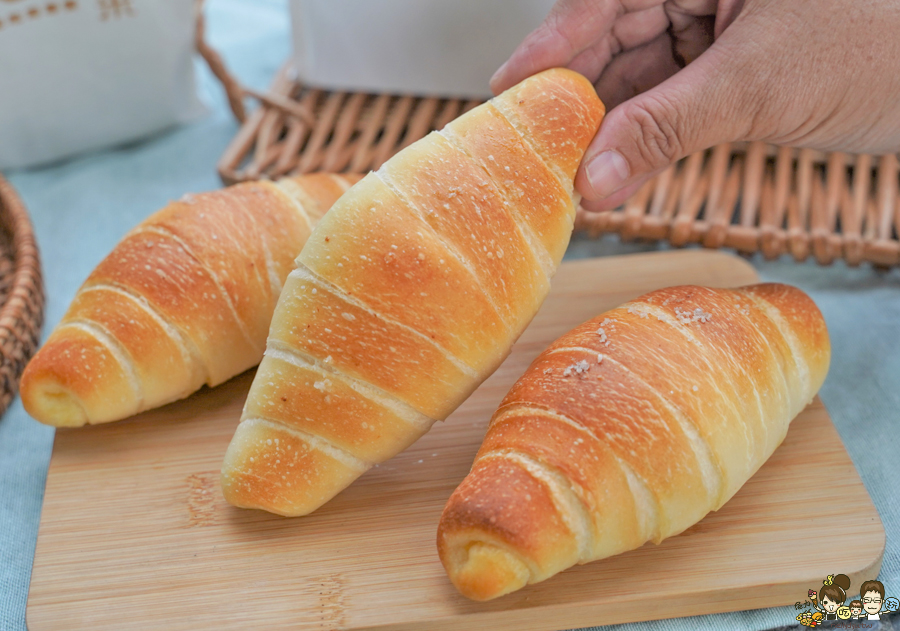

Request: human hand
left=492, top=0, right=900, bottom=211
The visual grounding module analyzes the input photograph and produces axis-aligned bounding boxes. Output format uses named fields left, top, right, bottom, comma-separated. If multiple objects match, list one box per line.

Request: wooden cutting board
left=27, top=250, right=884, bottom=631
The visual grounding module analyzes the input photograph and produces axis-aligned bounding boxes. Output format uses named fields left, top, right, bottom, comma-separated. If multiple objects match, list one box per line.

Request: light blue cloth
left=1, top=2, right=898, bottom=630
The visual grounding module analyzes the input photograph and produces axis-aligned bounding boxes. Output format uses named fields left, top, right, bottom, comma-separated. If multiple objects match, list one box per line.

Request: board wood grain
left=27, top=250, right=885, bottom=631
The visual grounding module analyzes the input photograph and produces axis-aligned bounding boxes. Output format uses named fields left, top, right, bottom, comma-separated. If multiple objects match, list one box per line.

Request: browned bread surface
left=438, top=283, right=830, bottom=600
left=20, top=173, right=361, bottom=427
left=221, top=68, right=606, bottom=517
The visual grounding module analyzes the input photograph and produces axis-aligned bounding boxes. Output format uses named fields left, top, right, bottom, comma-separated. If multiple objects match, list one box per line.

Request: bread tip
left=20, top=375, right=89, bottom=427
left=219, top=464, right=314, bottom=518
left=440, top=540, right=530, bottom=601
left=532, top=67, right=607, bottom=116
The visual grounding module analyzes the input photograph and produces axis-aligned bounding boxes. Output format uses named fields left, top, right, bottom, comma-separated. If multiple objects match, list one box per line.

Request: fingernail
left=585, top=151, right=630, bottom=199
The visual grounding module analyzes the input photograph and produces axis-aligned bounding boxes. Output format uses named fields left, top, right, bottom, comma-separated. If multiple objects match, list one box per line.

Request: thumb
left=576, top=40, right=757, bottom=205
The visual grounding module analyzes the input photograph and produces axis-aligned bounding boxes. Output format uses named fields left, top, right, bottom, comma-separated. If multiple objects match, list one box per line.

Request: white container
left=0, top=0, right=204, bottom=169
left=290, top=0, right=555, bottom=99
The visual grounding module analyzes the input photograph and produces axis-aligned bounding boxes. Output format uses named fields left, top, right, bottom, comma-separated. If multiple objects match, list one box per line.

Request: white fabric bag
left=0, top=0, right=204, bottom=169
left=290, top=0, right=555, bottom=99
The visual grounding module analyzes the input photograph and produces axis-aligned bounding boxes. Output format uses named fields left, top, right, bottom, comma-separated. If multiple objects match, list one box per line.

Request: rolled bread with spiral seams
left=438, top=283, right=830, bottom=601
left=220, top=68, right=606, bottom=516
left=20, top=173, right=361, bottom=427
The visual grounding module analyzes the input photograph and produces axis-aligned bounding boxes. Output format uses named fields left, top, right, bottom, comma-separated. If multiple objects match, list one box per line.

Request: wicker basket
left=0, top=176, right=44, bottom=416
left=204, top=48, right=900, bottom=268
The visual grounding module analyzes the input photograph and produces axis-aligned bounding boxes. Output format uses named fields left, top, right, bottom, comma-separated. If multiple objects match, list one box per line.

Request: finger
left=563, top=37, right=619, bottom=86
left=713, top=0, right=745, bottom=37
left=612, top=4, right=670, bottom=49
left=592, top=30, right=683, bottom=108
left=578, top=175, right=655, bottom=212
left=491, top=0, right=623, bottom=94
left=576, top=37, right=755, bottom=201
left=665, top=0, right=717, bottom=14
left=666, top=6, right=715, bottom=65
left=560, top=5, right=670, bottom=89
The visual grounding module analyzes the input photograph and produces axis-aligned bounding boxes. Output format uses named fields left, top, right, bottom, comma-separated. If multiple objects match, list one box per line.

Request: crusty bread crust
left=438, top=283, right=830, bottom=600
left=20, top=174, right=361, bottom=426
left=222, top=68, right=605, bottom=517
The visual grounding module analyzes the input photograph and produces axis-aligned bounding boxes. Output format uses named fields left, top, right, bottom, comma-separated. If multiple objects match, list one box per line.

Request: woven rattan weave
left=0, top=176, right=44, bottom=417
left=209, top=56, right=900, bottom=268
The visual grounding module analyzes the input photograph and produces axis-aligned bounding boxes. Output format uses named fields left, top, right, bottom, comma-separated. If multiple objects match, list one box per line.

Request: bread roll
left=221, top=68, right=606, bottom=516
left=21, top=173, right=360, bottom=427
left=438, top=283, right=830, bottom=600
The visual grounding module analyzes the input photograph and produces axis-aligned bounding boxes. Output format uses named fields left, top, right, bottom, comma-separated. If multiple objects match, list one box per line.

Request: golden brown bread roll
left=20, top=173, right=361, bottom=427
left=221, top=68, right=606, bottom=516
left=438, top=283, right=830, bottom=601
